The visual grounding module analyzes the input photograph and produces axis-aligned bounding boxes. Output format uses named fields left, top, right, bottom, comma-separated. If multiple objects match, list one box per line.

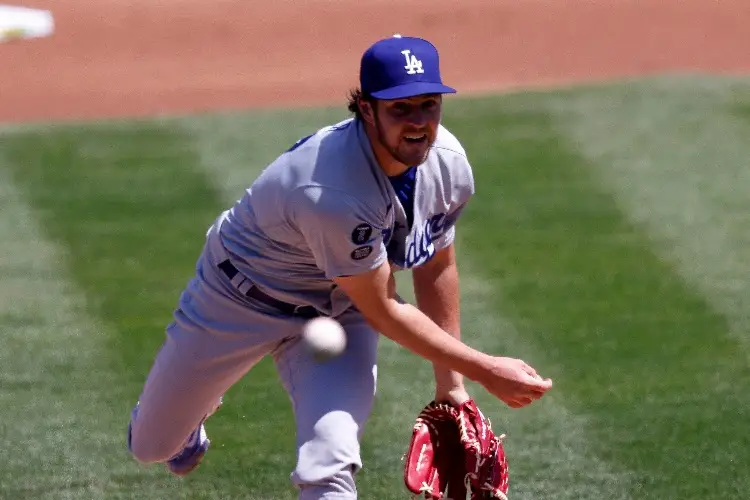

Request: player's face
left=372, top=94, right=442, bottom=168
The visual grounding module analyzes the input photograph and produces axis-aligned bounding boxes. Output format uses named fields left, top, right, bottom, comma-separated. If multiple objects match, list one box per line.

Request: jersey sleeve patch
left=350, top=245, right=374, bottom=260
left=351, top=223, right=374, bottom=245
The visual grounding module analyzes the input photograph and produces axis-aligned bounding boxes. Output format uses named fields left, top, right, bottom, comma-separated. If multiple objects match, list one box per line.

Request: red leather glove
left=403, top=400, right=509, bottom=499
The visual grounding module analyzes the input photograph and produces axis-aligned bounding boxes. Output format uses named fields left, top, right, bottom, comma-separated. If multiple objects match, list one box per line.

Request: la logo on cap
left=392, top=34, right=425, bottom=75
left=401, top=50, right=424, bottom=75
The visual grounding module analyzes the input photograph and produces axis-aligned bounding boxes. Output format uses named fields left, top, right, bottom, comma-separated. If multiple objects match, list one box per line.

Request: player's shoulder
left=284, top=118, right=384, bottom=198
left=284, top=118, right=357, bottom=160
left=283, top=118, right=388, bottom=222
left=432, top=124, right=469, bottom=161
left=260, top=116, right=365, bottom=190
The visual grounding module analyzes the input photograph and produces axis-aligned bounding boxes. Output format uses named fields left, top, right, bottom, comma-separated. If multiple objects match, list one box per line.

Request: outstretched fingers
left=520, top=371, right=553, bottom=390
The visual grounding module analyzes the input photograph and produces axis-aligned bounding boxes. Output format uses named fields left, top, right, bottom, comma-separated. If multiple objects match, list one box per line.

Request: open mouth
left=403, top=133, right=427, bottom=144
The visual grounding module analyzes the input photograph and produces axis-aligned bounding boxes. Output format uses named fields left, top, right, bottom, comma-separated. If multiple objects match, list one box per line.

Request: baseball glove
left=403, top=399, right=509, bottom=499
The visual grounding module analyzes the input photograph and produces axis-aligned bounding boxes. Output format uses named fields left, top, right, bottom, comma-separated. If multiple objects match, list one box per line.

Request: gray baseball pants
left=128, top=241, right=380, bottom=500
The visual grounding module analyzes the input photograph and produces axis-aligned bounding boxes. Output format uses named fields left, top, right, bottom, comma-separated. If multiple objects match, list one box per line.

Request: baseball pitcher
left=127, top=34, right=553, bottom=500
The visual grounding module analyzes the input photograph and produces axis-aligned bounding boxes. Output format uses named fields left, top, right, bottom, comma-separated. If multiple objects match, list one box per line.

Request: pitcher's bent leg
left=274, top=311, right=379, bottom=500
left=128, top=308, right=278, bottom=464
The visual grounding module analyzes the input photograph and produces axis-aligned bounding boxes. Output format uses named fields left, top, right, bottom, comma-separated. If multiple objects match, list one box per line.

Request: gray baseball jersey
left=129, top=35, right=475, bottom=498
left=207, top=117, right=475, bottom=317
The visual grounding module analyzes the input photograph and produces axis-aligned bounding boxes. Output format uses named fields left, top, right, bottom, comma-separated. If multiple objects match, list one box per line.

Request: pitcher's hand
left=478, top=357, right=552, bottom=408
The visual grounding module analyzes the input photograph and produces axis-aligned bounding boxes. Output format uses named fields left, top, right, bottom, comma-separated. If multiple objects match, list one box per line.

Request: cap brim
left=370, top=82, right=457, bottom=100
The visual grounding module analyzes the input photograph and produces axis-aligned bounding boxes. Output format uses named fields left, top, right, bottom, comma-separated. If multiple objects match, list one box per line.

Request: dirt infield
left=2, top=0, right=749, bottom=123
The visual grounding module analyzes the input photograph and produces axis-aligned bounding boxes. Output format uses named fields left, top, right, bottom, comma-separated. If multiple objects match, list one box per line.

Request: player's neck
left=362, top=121, right=411, bottom=177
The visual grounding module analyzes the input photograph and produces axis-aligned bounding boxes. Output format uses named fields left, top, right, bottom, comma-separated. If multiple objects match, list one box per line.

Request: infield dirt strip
left=1, top=0, right=749, bottom=123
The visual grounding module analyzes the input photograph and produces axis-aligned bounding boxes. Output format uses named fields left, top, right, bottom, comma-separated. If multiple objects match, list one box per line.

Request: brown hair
left=347, top=88, right=375, bottom=120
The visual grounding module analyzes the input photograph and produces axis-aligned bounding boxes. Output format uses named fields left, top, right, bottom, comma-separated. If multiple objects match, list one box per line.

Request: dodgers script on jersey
left=204, top=117, right=475, bottom=317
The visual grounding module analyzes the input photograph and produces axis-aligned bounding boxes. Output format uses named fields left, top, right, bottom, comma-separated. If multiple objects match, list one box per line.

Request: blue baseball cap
left=360, top=35, right=456, bottom=100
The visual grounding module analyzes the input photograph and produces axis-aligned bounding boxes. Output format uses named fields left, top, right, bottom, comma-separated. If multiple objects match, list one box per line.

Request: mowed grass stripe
left=547, top=75, right=750, bottom=361
left=444, top=92, right=750, bottom=499
left=2, top=123, right=300, bottom=499
left=0, top=157, right=172, bottom=499
left=182, top=108, right=631, bottom=500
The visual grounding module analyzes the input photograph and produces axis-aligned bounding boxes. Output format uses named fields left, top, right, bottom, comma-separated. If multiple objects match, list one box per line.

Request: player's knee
left=292, top=411, right=362, bottom=497
left=127, top=407, right=182, bottom=464
left=128, top=424, right=178, bottom=464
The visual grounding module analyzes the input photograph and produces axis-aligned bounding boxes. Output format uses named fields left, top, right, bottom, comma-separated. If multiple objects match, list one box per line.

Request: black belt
left=217, top=259, right=319, bottom=318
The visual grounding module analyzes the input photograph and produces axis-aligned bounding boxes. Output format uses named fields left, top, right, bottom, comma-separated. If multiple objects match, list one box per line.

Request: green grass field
left=2, top=74, right=749, bottom=500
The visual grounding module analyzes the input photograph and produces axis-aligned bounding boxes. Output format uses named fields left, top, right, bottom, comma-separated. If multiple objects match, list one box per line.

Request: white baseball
left=302, top=317, right=347, bottom=361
